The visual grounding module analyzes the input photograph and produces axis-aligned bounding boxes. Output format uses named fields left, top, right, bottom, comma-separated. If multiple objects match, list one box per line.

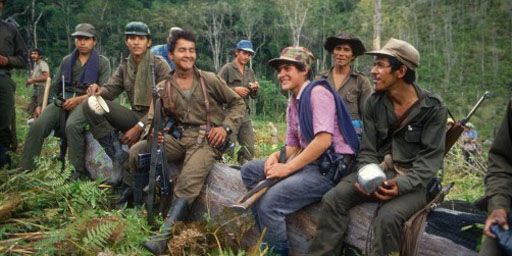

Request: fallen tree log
left=84, top=141, right=485, bottom=255
left=192, top=163, right=485, bottom=256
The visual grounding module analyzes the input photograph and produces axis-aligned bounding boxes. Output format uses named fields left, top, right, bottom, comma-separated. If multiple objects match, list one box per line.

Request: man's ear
left=395, top=65, right=407, bottom=79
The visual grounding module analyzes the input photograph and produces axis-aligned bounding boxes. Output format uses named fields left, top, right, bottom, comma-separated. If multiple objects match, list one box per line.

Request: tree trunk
left=373, top=0, right=382, bottom=50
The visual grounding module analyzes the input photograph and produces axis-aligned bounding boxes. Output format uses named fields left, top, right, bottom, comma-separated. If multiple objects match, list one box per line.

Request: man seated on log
left=20, top=23, right=111, bottom=180
left=85, top=21, right=170, bottom=203
left=241, top=46, right=358, bottom=255
left=309, top=38, right=447, bottom=256
left=128, top=29, right=245, bottom=255
left=480, top=99, right=512, bottom=256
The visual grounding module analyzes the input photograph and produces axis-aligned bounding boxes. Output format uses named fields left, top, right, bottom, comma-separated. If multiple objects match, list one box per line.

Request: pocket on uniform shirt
left=404, top=125, right=422, bottom=143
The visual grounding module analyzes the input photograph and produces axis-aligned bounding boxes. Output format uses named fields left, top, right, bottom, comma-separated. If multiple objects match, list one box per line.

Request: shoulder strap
left=388, top=92, right=426, bottom=136
left=198, top=71, right=211, bottom=128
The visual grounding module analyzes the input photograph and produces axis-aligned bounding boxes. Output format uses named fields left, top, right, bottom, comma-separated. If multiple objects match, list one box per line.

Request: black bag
left=318, top=149, right=349, bottom=183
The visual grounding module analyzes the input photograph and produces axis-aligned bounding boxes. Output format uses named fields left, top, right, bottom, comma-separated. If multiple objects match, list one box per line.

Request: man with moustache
left=309, top=38, right=447, bottom=256
left=0, top=0, right=27, bottom=168
left=130, top=30, right=245, bottom=254
left=20, top=23, right=110, bottom=180
left=85, top=21, right=170, bottom=195
left=218, top=40, right=258, bottom=164
left=26, top=48, right=50, bottom=119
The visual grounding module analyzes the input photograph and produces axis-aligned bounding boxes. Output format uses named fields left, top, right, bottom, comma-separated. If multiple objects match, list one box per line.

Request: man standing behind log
left=20, top=23, right=111, bottom=179
left=150, top=26, right=182, bottom=70
left=218, top=40, right=258, bottom=165
left=132, top=30, right=245, bottom=255
left=26, top=48, right=50, bottom=119
left=309, top=39, right=447, bottom=256
left=0, top=0, right=27, bottom=168
left=85, top=21, right=170, bottom=196
left=480, top=99, right=512, bottom=256
left=241, top=46, right=358, bottom=255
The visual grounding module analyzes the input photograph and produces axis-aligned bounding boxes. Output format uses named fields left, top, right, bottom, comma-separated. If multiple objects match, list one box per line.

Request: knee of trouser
left=240, top=160, right=262, bottom=185
left=374, top=208, right=402, bottom=229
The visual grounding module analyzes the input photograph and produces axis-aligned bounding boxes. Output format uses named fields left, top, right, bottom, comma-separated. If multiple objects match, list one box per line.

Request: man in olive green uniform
left=136, top=30, right=245, bottom=255
left=26, top=48, right=50, bottom=119
left=479, top=99, right=512, bottom=256
left=309, top=39, right=447, bottom=256
left=85, top=22, right=170, bottom=189
left=0, top=0, right=27, bottom=168
left=318, top=32, right=372, bottom=135
left=20, top=23, right=110, bottom=179
left=218, top=40, right=258, bottom=164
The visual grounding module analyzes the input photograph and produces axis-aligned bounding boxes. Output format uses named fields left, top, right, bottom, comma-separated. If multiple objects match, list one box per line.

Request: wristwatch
left=223, top=125, right=232, bottom=135
left=137, top=121, right=145, bottom=129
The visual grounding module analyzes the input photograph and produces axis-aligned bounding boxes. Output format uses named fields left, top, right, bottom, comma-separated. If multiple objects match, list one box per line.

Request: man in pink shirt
left=240, top=46, right=357, bottom=255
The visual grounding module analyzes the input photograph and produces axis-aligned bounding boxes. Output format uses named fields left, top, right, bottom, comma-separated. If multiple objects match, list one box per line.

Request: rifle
left=444, top=91, right=491, bottom=155
left=146, top=63, right=172, bottom=225
left=41, top=77, right=52, bottom=112
left=58, top=75, right=68, bottom=170
left=229, top=147, right=287, bottom=212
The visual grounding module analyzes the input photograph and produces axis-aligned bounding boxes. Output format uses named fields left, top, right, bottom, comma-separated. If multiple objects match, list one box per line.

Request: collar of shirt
left=295, top=80, right=311, bottom=100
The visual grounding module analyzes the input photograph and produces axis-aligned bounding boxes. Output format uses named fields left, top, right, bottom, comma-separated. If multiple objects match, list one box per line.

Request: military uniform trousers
left=83, top=100, right=144, bottom=186
left=309, top=171, right=427, bottom=256
left=129, top=128, right=221, bottom=204
left=20, top=103, right=88, bottom=172
left=0, top=74, right=15, bottom=149
left=233, top=111, right=255, bottom=164
left=479, top=233, right=505, bottom=256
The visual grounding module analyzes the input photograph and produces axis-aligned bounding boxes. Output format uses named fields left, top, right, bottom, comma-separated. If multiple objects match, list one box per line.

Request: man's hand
left=264, top=151, right=280, bottom=173
left=86, top=83, right=101, bottom=96
left=484, top=208, right=509, bottom=238
left=374, top=179, right=399, bottom=201
left=62, top=96, right=84, bottom=111
left=265, top=163, right=291, bottom=179
left=122, top=124, right=143, bottom=146
left=234, top=86, right=250, bottom=97
left=249, top=81, right=259, bottom=93
left=26, top=78, right=34, bottom=85
left=0, top=55, right=8, bottom=66
left=34, top=106, right=42, bottom=118
left=207, top=126, right=227, bottom=148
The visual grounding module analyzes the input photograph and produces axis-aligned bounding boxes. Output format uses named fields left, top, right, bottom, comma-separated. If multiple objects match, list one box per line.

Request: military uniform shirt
left=31, top=60, right=50, bottom=107
left=147, top=67, right=245, bottom=131
left=318, top=67, right=373, bottom=120
left=0, top=20, right=27, bottom=70
left=218, top=61, right=257, bottom=108
left=357, top=84, right=447, bottom=194
left=51, top=54, right=111, bottom=97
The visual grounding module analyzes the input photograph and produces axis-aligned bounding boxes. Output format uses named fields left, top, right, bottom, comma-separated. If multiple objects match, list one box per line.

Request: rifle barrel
left=463, top=91, right=490, bottom=123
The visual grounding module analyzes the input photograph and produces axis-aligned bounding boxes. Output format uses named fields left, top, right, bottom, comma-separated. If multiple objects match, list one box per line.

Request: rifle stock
left=444, top=91, right=491, bottom=155
left=230, top=147, right=287, bottom=212
left=41, top=77, right=51, bottom=111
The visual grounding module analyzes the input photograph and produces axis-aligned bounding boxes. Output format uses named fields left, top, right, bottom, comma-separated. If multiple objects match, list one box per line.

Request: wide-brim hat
left=365, top=38, right=420, bottom=70
left=268, top=46, right=315, bottom=70
left=324, top=32, right=366, bottom=56
left=71, top=23, right=96, bottom=38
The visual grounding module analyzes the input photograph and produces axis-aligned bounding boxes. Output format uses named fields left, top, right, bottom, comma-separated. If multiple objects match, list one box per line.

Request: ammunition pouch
left=317, top=151, right=352, bottom=184
left=165, top=117, right=182, bottom=140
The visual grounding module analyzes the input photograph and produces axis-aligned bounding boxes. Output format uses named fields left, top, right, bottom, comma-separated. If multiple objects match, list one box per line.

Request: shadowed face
left=370, top=56, right=401, bottom=92
left=74, top=36, right=96, bottom=55
left=332, top=43, right=354, bottom=67
left=235, top=49, right=252, bottom=66
left=125, top=35, right=151, bottom=58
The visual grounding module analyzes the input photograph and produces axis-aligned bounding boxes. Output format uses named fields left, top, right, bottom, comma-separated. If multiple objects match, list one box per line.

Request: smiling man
left=218, top=40, right=258, bottom=164
left=240, top=46, right=358, bottom=255
left=84, top=21, right=170, bottom=198
left=309, top=38, right=447, bottom=256
left=20, top=23, right=110, bottom=179
left=134, top=30, right=245, bottom=255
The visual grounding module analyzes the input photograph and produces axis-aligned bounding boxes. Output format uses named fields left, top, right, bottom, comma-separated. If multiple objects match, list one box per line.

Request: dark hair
left=278, top=61, right=313, bottom=80
left=168, top=30, right=196, bottom=53
left=388, top=56, right=416, bottom=83
left=31, top=48, right=43, bottom=56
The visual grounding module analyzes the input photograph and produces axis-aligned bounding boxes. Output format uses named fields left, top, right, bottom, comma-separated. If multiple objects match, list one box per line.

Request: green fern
left=82, top=221, right=116, bottom=251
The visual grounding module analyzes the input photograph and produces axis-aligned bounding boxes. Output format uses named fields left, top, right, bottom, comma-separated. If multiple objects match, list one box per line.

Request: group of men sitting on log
left=2, top=13, right=512, bottom=255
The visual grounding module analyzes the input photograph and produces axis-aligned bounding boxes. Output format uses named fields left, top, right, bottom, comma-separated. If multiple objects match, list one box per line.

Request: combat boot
left=114, top=183, right=133, bottom=209
left=143, top=197, right=189, bottom=255
left=96, top=131, right=128, bottom=185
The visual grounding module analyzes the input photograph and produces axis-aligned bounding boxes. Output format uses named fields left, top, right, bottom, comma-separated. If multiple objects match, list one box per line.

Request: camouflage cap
left=366, top=38, right=419, bottom=70
left=268, top=46, right=315, bottom=70
left=71, top=23, right=96, bottom=38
